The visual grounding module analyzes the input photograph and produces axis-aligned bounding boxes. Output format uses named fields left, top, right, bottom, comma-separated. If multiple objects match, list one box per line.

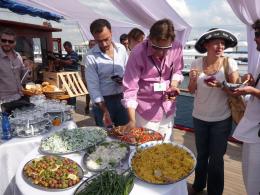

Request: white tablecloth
left=0, top=121, right=77, bottom=195
left=15, top=147, right=188, bottom=195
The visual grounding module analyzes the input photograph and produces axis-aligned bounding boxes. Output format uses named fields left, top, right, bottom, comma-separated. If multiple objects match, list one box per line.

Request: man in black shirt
left=55, top=41, right=79, bottom=106
left=56, top=41, right=79, bottom=71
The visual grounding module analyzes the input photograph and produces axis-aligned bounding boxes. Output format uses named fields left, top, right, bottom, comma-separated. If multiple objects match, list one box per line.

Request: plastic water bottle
left=1, top=112, right=12, bottom=140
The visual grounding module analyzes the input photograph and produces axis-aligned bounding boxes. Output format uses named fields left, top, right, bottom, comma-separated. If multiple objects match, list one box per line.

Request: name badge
left=154, top=82, right=166, bottom=92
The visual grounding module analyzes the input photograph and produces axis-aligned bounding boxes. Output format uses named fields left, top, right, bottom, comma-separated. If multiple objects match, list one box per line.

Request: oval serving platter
left=129, top=141, right=196, bottom=185
left=22, top=155, right=84, bottom=191
left=74, top=169, right=134, bottom=195
left=108, top=127, right=163, bottom=145
left=39, top=126, right=107, bottom=155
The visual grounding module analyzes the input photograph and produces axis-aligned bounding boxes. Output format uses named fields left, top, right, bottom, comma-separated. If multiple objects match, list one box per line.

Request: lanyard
left=109, top=45, right=115, bottom=75
left=150, top=56, right=166, bottom=81
left=112, top=54, right=115, bottom=75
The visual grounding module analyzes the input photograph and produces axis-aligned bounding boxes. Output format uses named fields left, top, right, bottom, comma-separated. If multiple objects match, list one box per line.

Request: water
left=175, top=95, right=194, bottom=128
left=1, top=112, right=12, bottom=140
left=180, top=75, right=190, bottom=90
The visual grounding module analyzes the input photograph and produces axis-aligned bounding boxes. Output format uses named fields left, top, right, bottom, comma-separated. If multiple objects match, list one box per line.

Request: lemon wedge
left=67, top=174, right=77, bottom=180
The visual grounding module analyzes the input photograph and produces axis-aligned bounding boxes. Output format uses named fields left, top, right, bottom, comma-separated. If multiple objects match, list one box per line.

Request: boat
left=183, top=40, right=248, bottom=75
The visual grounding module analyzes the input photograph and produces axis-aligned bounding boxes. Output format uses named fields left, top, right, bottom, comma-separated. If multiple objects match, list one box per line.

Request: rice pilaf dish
left=131, top=143, right=195, bottom=184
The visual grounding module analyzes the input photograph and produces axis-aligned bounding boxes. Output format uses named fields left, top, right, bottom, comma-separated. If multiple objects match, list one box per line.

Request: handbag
left=223, top=57, right=246, bottom=124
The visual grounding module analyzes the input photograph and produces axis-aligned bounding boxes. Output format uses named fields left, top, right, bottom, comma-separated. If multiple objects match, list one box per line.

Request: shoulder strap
left=223, top=57, right=229, bottom=82
left=255, top=73, right=260, bottom=87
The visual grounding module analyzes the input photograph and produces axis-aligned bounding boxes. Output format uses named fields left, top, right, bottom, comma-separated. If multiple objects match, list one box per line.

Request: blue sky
left=0, top=0, right=247, bottom=44
left=186, top=0, right=211, bottom=10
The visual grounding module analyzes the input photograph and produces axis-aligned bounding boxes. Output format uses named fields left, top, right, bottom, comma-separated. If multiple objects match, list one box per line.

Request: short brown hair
left=252, top=19, right=260, bottom=30
left=149, top=19, right=175, bottom=41
left=63, top=41, right=72, bottom=48
left=128, top=28, right=145, bottom=42
left=0, top=28, right=16, bottom=38
left=90, top=19, right=111, bottom=35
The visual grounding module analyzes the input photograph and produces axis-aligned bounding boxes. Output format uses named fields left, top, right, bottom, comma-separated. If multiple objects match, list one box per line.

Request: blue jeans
left=192, top=117, right=232, bottom=195
left=92, top=93, right=129, bottom=127
left=67, top=97, right=76, bottom=106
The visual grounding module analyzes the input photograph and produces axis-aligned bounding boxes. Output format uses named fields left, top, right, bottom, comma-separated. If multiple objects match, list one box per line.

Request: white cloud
left=167, top=0, right=191, bottom=18
left=175, top=0, right=246, bottom=40
left=0, top=0, right=247, bottom=42
left=79, top=0, right=132, bottom=23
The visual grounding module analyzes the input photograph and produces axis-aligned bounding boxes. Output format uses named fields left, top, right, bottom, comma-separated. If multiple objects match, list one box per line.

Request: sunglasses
left=255, top=31, right=260, bottom=38
left=151, top=43, right=172, bottom=50
left=1, top=39, right=15, bottom=44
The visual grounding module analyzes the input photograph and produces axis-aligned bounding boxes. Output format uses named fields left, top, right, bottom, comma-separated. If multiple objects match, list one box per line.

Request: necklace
left=203, top=57, right=223, bottom=76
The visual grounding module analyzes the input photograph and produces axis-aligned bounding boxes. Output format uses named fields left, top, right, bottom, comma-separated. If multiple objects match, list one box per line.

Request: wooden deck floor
left=174, top=129, right=246, bottom=195
left=73, top=96, right=246, bottom=195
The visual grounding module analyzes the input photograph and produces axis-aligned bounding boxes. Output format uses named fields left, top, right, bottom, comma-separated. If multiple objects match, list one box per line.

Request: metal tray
left=39, top=126, right=107, bottom=155
left=22, top=155, right=84, bottom=191
left=129, top=141, right=196, bottom=185
left=82, top=141, right=130, bottom=172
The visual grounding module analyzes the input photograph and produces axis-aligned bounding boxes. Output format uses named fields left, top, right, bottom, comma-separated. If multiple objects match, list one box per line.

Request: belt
left=103, top=93, right=123, bottom=99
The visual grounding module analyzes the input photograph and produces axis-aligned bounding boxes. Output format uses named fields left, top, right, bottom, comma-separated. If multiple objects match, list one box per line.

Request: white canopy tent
left=15, top=0, right=191, bottom=46
left=110, top=0, right=191, bottom=45
left=15, top=0, right=141, bottom=42
left=6, top=0, right=260, bottom=72
left=227, top=0, right=260, bottom=76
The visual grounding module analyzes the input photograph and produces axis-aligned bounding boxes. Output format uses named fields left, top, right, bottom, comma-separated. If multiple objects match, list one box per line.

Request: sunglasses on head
left=151, top=43, right=172, bottom=50
left=1, top=39, right=15, bottom=44
left=255, top=31, right=260, bottom=38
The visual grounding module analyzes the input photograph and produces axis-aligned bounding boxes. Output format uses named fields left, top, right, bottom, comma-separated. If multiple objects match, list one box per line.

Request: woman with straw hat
left=188, top=28, right=239, bottom=195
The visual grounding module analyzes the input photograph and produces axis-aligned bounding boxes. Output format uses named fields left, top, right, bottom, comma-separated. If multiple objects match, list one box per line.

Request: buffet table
left=14, top=144, right=188, bottom=195
left=0, top=121, right=77, bottom=195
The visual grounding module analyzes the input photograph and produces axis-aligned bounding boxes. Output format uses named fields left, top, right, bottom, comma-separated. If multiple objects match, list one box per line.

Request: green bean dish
left=74, top=170, right=134, bottom=195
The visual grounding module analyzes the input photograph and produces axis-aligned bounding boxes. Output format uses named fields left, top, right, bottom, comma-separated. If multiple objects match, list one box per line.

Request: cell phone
left=166, top=91, right=178, bottom=98
left=111, top=75, right=123, bottom=84
left=204, top=76, right=216, bottom=83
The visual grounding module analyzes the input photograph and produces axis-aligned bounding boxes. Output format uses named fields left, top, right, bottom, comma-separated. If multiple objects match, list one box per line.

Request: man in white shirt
left=85, top=19, right=129, bottom=127
left=232, top=19, right=260, bottom=195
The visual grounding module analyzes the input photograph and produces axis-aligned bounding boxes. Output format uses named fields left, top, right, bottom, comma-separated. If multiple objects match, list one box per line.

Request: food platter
left=74, top=169, right=134, bottom=195
left=223, top=81, right=244, bottom=90
left=83, top=141, right=130, bottom=172
left=22, top=155, right=83, bottom=191
left=39, top=126, right=107, bottom=155
left=129, top=141, right=196, bottom=185
left=108, top=127, right=163, bottom=145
